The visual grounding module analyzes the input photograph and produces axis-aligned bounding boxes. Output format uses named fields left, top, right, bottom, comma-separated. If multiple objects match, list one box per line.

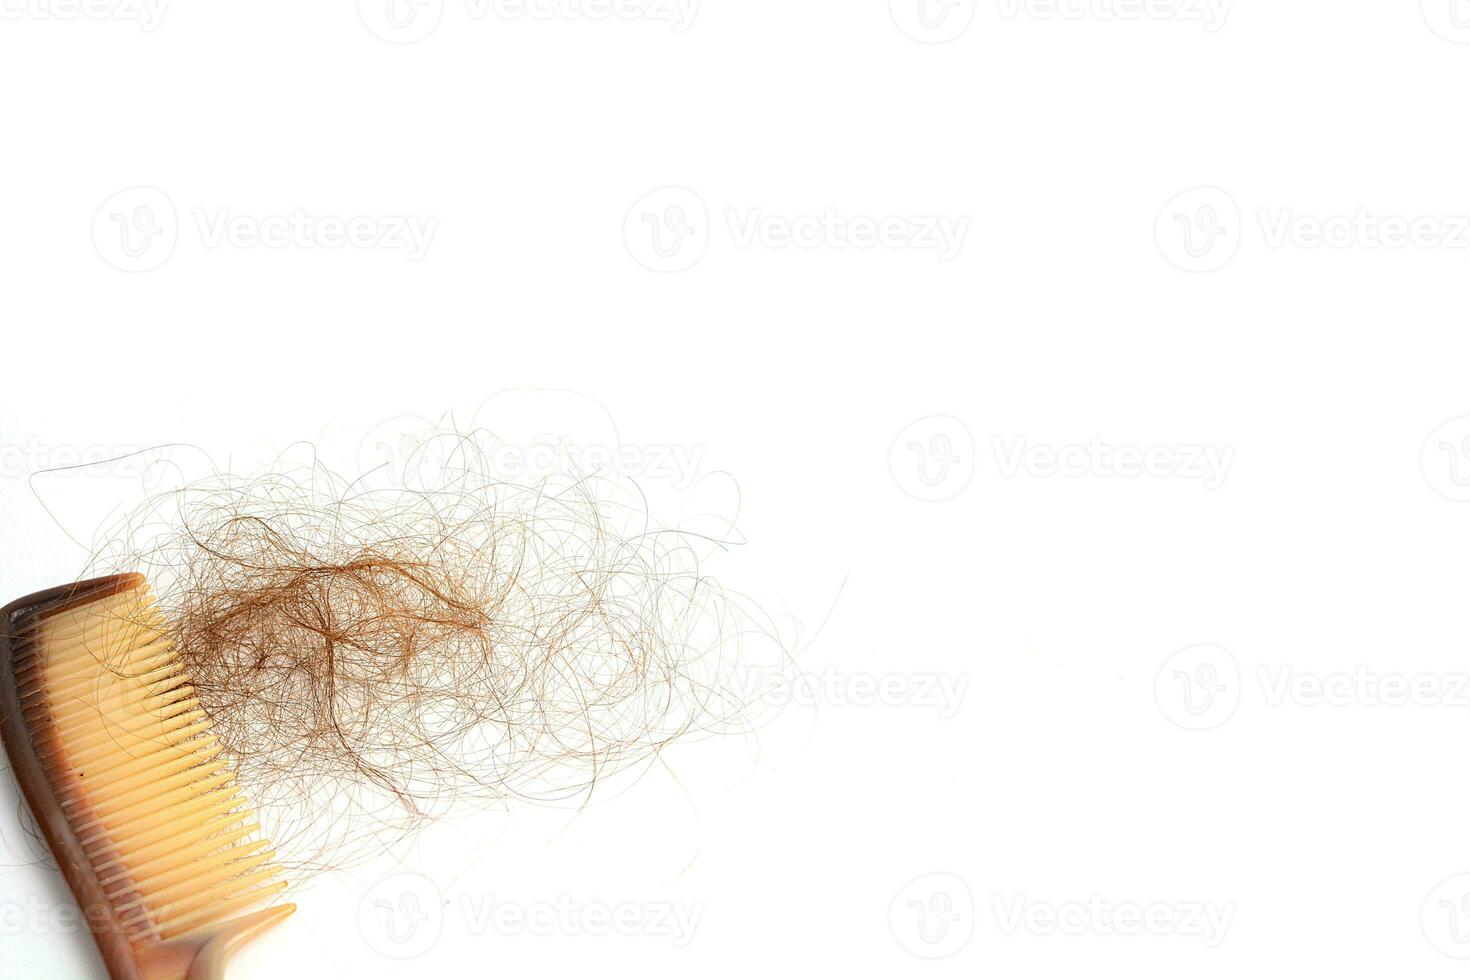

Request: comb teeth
left=18, top=581, right=286, bottom=945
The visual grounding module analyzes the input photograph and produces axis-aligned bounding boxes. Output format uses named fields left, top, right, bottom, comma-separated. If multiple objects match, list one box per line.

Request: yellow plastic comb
left=1, top=574, right=293, bottom=980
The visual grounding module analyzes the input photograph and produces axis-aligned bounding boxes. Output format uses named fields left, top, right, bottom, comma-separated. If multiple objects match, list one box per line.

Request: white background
left=4, top=1, right=1470, bottom=977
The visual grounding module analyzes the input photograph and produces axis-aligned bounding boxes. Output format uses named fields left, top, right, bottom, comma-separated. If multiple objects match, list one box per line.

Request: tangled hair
left=85, top=435, right=782, bottom=875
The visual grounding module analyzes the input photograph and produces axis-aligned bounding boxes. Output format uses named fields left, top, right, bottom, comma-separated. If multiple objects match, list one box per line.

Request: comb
left=0, top=574, right=294, bottom=979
